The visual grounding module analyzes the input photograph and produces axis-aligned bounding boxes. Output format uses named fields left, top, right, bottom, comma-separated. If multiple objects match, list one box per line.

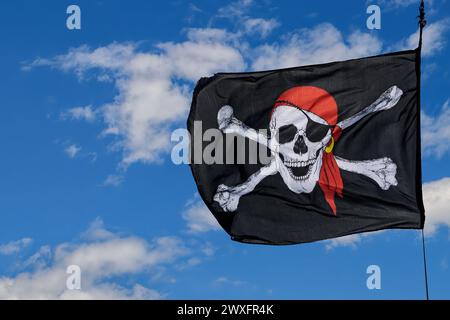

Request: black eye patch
left=273, top=109, right=331, bottom=144
left=277, top=124, right=298, bottom=144
left=306, top=120, right=330, bottom=142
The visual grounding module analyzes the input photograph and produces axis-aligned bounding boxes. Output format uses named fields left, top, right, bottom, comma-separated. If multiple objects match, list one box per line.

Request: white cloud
left=422, top=62, right=437, bottom=80
left=81, top=217, right=116, bottom=241
left=22, top=246, right=51, bottom=270
left=213, top=276, right=245, bottom=287
left=423, top=177, right=450, bottom=235
left=185, top=27, right=237, bottom=44
left=251, top=24, right=382, bottom=70
left=216, top=0, right=254, bottom=21
left=61, top=105, right=96, bottom=122
left=157, top=31, right=245, bottom=81
left=422, top=100, right=450, bottom=158
left=0, top=219, right=189, bottom=299
left=243, top=18, right=279, bottom=38
left=182, top=199, right=221, bottom=233
left=103, top=174, right=124, bottom=187
left=201, top=243, right=216, bottom=257
left=64, top=144, right=81, bottom=159
left=0, top=238, right=33, bottom=255
left=325, top=234, right=364, bottom=250
left=325, top=232, right=385, bottom=250
left=27, top=43, right=137, bottom=76
left=30, top=34, right=244, bottom=168
left=213, top=0, right=278, bottom=38
left=394, top=19, right=450, bottom=56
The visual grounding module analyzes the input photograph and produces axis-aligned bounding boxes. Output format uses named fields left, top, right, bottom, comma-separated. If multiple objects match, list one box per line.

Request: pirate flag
left=188, top=48, right=425, bottom=245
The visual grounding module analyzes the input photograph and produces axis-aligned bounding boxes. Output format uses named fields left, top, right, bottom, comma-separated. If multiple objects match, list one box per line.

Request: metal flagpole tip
left=419, top=0, right=427, bottom=28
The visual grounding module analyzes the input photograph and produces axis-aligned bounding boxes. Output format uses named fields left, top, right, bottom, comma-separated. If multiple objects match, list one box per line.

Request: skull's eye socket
left=306, top=120, right=330, bottom=142
left=277, top=124, right=298, bottom=144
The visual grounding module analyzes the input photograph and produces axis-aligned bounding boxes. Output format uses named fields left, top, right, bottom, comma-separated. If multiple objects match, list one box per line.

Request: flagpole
left=418, top=0, right=427, bottom=50
left=417, top=0, right=429, bottom=301
left=421, top=229, right=430, bottom=300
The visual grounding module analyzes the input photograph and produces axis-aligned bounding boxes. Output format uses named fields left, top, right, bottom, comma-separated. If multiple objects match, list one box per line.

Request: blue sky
left=0, top=0, right=449, bottom=299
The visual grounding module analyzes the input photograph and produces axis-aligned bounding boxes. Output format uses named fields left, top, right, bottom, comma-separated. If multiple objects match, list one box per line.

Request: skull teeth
left=283, top=158, right=316, bottom=168
left=287, top=166, right=313, bottom=181
left=283, top=157, right=316, bottom=181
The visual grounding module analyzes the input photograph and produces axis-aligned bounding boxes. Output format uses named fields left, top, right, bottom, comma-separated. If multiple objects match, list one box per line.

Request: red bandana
left=272, top=86, right=343, bottom=215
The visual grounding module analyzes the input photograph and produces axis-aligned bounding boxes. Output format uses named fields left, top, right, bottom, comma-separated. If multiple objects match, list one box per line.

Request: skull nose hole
left=294, top=135, right=308, bottom=154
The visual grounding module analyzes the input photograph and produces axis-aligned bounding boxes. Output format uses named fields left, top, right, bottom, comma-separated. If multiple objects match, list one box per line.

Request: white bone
left=213, top=160, right=278, bottom=212
left=218, top=105, right=270, bottom=148
left=337, top=86, right=403, bottom=130
left=335, top=156, right=398, bottom=190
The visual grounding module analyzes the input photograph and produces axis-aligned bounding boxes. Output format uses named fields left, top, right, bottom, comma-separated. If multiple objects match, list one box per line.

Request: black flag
left=188, top=49, right=425, bottom=245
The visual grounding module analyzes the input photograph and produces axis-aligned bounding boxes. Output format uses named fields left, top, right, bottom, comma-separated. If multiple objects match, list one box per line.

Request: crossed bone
left=214, top=86, right=402, bottom=212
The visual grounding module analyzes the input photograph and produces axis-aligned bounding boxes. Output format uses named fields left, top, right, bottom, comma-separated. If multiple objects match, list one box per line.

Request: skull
left=269, top=105, right=332, bottom=193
